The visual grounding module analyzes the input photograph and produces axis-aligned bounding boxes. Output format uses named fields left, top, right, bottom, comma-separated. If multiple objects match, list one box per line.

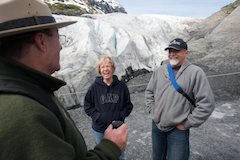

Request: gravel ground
left=68, top=72, right=240, bottom=160
left=68, top=92, right=240, bottom=160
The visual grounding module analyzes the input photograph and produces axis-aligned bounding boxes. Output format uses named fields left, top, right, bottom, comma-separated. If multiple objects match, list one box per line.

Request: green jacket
left=0, top=57, right=121, bottom=160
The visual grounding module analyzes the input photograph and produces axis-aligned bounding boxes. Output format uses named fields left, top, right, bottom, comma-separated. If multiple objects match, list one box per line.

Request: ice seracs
left=53, top=13, right=202, bottom=107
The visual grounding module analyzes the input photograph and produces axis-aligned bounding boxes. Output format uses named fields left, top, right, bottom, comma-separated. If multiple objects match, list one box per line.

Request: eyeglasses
left=59, top=34, right=67, bottom=45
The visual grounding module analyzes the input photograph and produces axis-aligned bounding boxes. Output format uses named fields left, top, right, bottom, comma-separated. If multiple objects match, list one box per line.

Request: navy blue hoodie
left=84, top=75, right=133, bottom=132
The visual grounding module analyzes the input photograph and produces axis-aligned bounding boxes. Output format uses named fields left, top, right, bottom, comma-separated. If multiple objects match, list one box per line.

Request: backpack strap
left=0, top=79, right=65, bottom=131
left=167, top=63, right=196, bottom=107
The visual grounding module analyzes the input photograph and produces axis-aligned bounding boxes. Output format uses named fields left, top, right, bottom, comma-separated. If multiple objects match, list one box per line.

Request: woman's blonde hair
left=97, top=55, right=116, bottom=74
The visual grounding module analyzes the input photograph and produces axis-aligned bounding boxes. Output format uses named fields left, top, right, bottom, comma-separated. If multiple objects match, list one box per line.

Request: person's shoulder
left=155, top=64, right=165, bottom=71
left=89, top=77, right=102, bottom=88
left=0, top=94, right=49, bottom=111
left=114, top=79, right=129, bottom=91
left=121, top=81, right=129, bottom=89
left=0, top=94, right=53, bottom=124
left=114, top=78, right=125, bottom=86
left=185, top=62, right=206, bottom=77
left=0, top=94, right=63, bottom=140
left=151, top=65, right=165, bottom=76
left=187, top=63, right=204, bottom=72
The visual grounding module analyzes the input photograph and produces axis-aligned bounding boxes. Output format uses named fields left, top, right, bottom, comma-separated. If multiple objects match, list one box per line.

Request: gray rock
left=188, top=5, right=240, bottom=74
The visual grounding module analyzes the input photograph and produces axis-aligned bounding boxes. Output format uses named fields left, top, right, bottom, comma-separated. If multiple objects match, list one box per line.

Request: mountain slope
left=43, top=0, right=126, bottom=16
left=188, top=3, right=240, bottom=75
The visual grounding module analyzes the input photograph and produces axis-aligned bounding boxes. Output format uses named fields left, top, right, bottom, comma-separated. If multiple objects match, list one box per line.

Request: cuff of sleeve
left=99, top=139, right=122, bottom=158
left=182, top=120, right=192, bottom=129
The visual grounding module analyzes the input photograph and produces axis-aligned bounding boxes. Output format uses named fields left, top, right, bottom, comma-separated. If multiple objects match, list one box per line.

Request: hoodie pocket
left=97, top=112, right=113, bottom=125
left=92, top=112, right=100, bottom=123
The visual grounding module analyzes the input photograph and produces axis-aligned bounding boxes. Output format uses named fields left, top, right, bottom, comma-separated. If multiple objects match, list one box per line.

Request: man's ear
left=184, top=50, right=189, bottom=56
left=34, top=32, right=46, bottom=52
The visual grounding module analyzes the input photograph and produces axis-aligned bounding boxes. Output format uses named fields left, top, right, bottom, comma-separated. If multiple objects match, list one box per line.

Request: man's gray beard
left=169, top=59, right=179, bottom=66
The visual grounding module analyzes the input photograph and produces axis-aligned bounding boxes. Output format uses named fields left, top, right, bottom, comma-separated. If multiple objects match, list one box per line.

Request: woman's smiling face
left=100, top=62, right=114, bottom=81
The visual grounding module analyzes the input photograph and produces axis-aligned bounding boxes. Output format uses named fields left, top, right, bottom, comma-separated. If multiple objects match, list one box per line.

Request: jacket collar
left=0, top=57, right=66, bottom=92
left=164, top=60, right=192, bottom=79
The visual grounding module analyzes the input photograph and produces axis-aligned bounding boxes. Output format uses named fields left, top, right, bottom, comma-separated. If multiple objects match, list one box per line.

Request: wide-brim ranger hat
left=0, top=0, right=77, bottom=38
left=164, top=38, right=188, bottom=51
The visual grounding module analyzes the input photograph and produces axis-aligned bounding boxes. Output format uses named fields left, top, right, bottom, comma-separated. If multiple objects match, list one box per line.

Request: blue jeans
left=152, top=121, right=189, bottom=160
left=92, top=129, right=125, bottom=160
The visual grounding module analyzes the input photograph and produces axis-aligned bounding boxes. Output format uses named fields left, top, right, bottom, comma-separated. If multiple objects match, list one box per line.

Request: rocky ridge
left=43, top=0, right=127, bottom=16
left=187, top=0, right=240, bottom=74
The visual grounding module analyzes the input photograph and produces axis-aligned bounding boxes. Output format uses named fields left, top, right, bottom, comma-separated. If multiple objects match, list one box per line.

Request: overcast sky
left=116, top=0, right=236, bottom=18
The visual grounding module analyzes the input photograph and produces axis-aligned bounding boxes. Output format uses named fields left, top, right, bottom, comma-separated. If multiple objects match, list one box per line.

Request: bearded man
left=145, top=38, right=215, bottom=160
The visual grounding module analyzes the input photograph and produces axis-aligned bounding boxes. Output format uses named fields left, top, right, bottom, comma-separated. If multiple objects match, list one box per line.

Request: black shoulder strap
left=0, top=79, right=65, bottom=131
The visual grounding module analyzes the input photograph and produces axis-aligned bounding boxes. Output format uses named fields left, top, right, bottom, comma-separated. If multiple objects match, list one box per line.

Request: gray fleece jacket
left=145, top=61, right=215, bottom=132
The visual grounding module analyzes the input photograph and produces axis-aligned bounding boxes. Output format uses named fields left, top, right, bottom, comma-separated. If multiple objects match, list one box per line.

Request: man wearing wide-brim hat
left=0, top=0, right=128, bottom=159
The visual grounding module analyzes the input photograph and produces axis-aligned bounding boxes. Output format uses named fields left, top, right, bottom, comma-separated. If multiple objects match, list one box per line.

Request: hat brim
left=0, top=21, right=77, bottom=38
left=164, top=46, right=182, bottom=51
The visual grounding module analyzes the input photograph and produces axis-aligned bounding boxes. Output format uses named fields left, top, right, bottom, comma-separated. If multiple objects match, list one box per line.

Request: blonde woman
left=84, top=56, right=133, bottom=160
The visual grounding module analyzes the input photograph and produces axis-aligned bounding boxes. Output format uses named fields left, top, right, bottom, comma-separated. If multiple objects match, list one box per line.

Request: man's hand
left=103, top=123, right=128, bottom=151
left=177, top=123, right=187, bottom=130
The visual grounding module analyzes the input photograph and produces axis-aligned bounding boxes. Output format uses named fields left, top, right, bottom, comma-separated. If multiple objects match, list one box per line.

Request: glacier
left=53, top=13, right=202, bottom=107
